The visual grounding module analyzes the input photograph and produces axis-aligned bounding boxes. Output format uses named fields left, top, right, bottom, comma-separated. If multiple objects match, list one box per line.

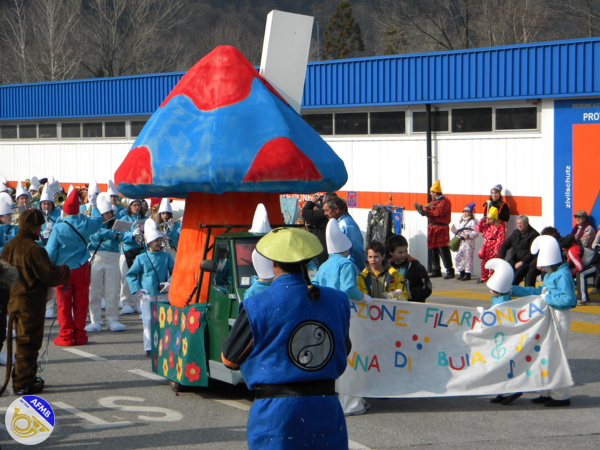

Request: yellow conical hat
left=430, top=180, right=442, bottom=193
left=256, top=228, right=322, bottom=263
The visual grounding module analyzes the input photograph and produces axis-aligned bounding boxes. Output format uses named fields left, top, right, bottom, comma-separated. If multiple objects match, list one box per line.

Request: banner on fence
left=336, top=296, right=573, bottom=398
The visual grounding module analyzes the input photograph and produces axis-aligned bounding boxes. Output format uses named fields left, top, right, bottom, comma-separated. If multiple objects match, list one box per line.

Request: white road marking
left=98, top=396, right=183, bottom=422
left=52, top=401, right=133, bottom=430
left=349, top=439, right=371, bottom=449
left=127, top=369, right=168, bottom=383
left=213, top=399, right=251, bottom=411
left=62, top=348, right=107, bottom=361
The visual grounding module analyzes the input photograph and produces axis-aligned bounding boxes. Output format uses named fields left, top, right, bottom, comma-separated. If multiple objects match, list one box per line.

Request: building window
left=105, top=121, right=126, bottom=138
left=495, top=107, right=537, bottom=130
left=19, top=124, right=37, bottom=139
left=303, top=114, right=333, bottom=135
left=452, top=107, right=492, bottom=132
left=82, top=122, right=102, bottom=138
left=39, top=123, right=57, bottom=139
left=0, top=125, right=17, bottom=139
left=370, top=111, right=406, bottom=134
left=62, top=123, right=81, bottom=138
left=413, top=111, right=449, bottom=132
left=335, top=112, right=368, bottom=135
left=131, top=120, right=147, bottom=137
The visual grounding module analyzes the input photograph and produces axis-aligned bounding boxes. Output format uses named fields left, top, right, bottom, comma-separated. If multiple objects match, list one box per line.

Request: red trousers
left=54, top=262, right=90, bottom=346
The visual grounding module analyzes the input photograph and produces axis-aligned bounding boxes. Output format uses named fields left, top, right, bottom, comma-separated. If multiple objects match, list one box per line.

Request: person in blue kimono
left=222, top=228, right=351, bottom=450
left=119, top=199, right=146, bottom=314
left=511, top=235, right=576, bottom=407
left=243, top=250, right=274, bottom=300
left=126, top=219, right=174, bottom=356
left=323, top=196, right=366, bottom=271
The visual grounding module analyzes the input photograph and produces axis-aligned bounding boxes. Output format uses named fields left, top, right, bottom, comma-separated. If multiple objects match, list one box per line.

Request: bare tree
left=194, top=21, right=263, bottom=66
left=545, top=0, right=600, bottom=37
left=81, top=0, right=188, bottom=77
left=29, top=0, right=83, bottom=82
left=0, top=0, right=30, bottom=83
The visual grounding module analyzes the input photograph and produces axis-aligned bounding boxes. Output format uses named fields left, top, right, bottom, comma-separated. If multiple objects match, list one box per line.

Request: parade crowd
left=0, top=175, right=596, bottom=448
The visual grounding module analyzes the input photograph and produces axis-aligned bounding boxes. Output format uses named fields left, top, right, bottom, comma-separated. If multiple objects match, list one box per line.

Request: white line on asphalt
left=52, top=401, right=133, bottom=430
left=62, top=348, right=107, bottom=361
left=128, top=369, right=168, bottom=383
left=213, top=399, right=251, bottom=411
left=348, top=439, right=371, bottom=449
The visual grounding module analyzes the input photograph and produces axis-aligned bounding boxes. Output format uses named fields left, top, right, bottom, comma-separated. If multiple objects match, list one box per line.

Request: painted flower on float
left=180, top=312, right=186, bottom=333
left=167, top=307, right=173, bottom=325
left=187, top=307, right=201, bottom=334
left=159, top=306, right=166, bottom=328
left=177, top=357, right=183, bottom=381
left=162, top=358, right=169, bottom=377
left=185, top=362, right=201, bottom=383
left=153, top=330, right=159, bottom=348
left=152, top=303, right=158, bottom=325
left=168, top=351, right=174, bottom=369
left=173, top=308, right=179, bottom=326
left=158, top=339, right=163, bottom=357
left=174, top=329, right=181, bottom=354
left=182, top=337, right=188, bottom=356
left=153, top=354, right=158, bottom=371
left=164, top=328, right=171, bottom=351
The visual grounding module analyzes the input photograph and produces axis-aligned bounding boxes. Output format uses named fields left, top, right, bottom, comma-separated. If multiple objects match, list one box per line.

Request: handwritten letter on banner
left=336, top=296, right=573, bottom=398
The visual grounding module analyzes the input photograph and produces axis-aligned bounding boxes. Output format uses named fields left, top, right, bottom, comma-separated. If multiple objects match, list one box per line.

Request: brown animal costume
left=0, top=209, right=70, bottom=394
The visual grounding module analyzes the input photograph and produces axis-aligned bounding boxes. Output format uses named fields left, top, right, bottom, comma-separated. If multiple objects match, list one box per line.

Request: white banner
left=336, top=296, right=573, bottom=397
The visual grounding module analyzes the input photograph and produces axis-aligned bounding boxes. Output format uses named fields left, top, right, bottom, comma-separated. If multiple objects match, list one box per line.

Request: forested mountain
left=0, top=0, right=597, bottom=85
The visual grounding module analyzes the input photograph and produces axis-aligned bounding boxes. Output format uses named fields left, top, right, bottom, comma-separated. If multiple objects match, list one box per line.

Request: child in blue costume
left=511, top=235, right=576, bottom=407
left=243, top=250, right=274, bottom=300
left=38, top=186, right=62, bottom=318
left=312, top=219, right=371, bottom=417
left=119, top=199, right=146, bottom=314
left=126, top=219, right=174, bottom=356
left=0, top=196, right=15, bottom=253
left=484, top=259, right=523, bottom=405
left=222, top=228, right=351, bottom=450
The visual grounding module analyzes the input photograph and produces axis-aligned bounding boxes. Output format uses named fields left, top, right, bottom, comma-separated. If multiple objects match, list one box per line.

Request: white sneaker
left=45, top=309, right=55, bottom=319
left=107, top=321, right=126, bottom=332
left=121, top=305, right=135, bottom=314
left=133, top=304, right=142, bottom=314
left=85, top=323, right=102, bottom=333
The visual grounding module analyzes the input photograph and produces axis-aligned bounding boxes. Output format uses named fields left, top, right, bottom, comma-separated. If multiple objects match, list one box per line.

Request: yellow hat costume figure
left=222, top=227, right=352, bottom=449
left=487, top=206, right=499, bottom=220
left=430, top=180, right=442, bottom=193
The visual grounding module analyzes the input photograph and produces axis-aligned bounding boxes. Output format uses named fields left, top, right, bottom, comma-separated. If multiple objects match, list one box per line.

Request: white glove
left=136, top=289, right=147, bottom=302
left=42, top=229, right=50, bottom=239
left=133, top=227, right=142, bottom=237
left=362, top=294, right=373, bottom=304
left=88, top=192, right=97, bottom=206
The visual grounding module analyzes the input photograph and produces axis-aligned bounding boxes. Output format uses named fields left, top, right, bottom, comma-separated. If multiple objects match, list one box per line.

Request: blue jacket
left=126, top=250, right=174, bottom=296
left=511, top=263, right=576, bottom=310
left=491, top=293, right=512, bottom=307
left=243, top=280, right=272, bottom=300
left=312, top=253, right=363, bottom=301
left=89, top=223, right=125, bottom=254
left=165, top=221, right=181, bottom=248
left=120, top=213, right=146, bottom=253
left=45, top=208, right=103, bottom=269
left=113, top=205, right=126, bottom=218
left=1, top=223, right=18, bottom=253
left=338, top=213, right=366, bottom=270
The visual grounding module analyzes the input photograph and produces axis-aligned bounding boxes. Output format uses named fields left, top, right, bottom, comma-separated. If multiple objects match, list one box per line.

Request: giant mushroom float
left=114, top=45, right=348, bottom=308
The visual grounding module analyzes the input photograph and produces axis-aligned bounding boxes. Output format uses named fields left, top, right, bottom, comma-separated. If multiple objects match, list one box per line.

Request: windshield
left=234, top=240, right=258, bottom=287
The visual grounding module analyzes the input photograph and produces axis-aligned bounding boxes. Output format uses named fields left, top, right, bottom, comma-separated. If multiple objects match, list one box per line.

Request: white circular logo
left=5, top=395, right=54, bottom=445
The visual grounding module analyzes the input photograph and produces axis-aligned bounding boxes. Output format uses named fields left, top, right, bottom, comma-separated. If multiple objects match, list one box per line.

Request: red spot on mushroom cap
left=160, top=46, right=287, bottom=112
left=242, top=137, right=322, bottom=183
left=115, top=146, right=153, bottom=187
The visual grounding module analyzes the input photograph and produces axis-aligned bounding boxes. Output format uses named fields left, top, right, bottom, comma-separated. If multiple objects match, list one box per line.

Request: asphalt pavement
left=0, top=277, right=598, bottom=449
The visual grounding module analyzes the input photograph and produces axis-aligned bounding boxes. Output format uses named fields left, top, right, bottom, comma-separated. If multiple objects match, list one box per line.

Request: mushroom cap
left=115, top=46, right=347, bottom=198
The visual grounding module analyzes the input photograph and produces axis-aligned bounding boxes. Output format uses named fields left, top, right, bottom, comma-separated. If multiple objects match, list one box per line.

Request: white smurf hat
left=89, top=179, right=100, bottom=195
left=97, top=193, right=113, bottom=215
left=107, top=179, right=119, bottom=196
left=485, top=259, right=514, bottom=295
left=128, top=198, right=142, bottom=207
left=326, top=218, right=351, bottom=254
left=249, top=203, right=272, bottom=234
left=40, top=183, right=53, bottom=202
left=252, top=249, right=275, bottom=280
left=0, top=183, right=6, bottom=193
left=0, top=193, right=12, bottom=215
left=158, top=198, right=172, bottom=214
left=144, top=218, right=164, bottom=244
left=15, top=182, right=31, bottom=200
left=531, top=235, right=562, bottom=267
left=30, top=176, right=40, bottom=191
